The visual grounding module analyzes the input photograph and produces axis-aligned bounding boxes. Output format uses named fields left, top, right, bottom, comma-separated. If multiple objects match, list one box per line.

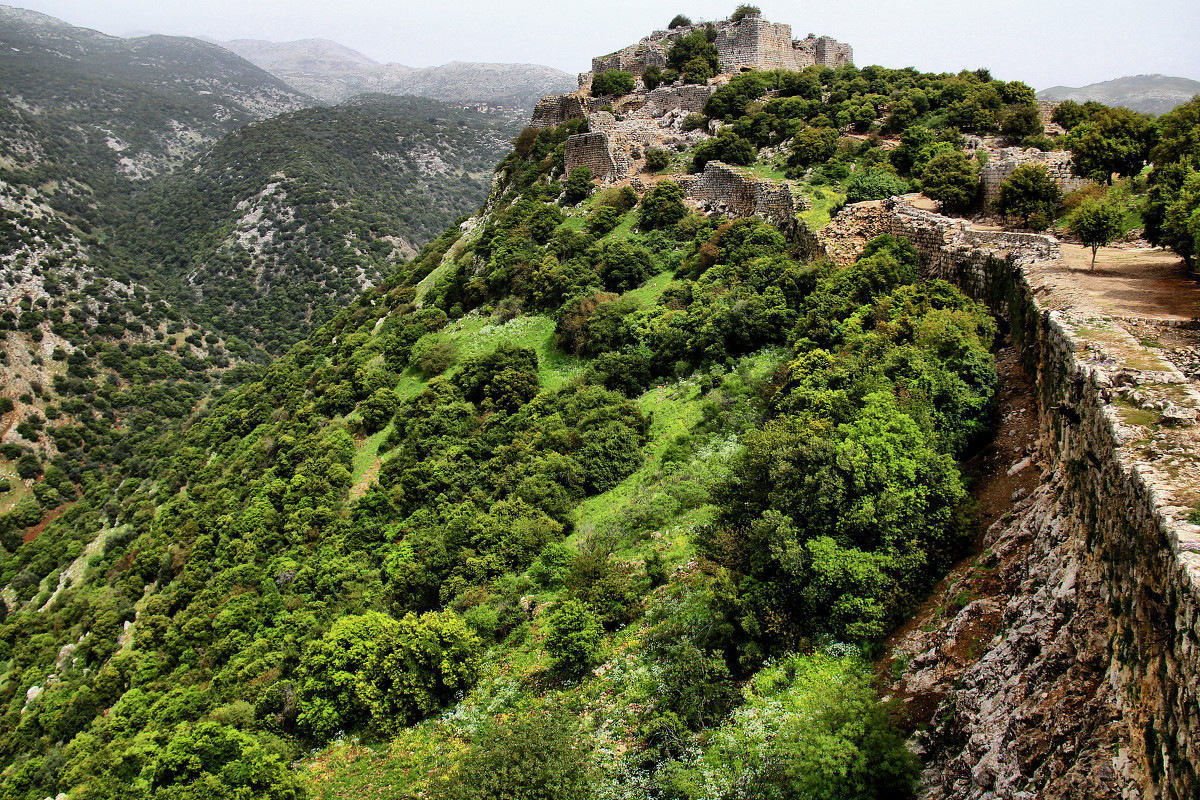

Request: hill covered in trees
left=115, top=95, right=520, bottom=353
left=2, top=5, right=1199, bottom=800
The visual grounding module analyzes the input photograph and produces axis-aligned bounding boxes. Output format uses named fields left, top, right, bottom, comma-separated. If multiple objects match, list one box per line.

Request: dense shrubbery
left=591, top=70, right=635, bottom=97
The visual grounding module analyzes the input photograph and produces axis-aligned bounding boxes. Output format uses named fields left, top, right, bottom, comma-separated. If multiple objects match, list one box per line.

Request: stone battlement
left=590, top=13, right=852, bottom=80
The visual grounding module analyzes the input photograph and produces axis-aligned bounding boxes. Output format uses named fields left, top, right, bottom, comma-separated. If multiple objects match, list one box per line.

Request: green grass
left=0, top=462, right=29, bottom=514
left=741, top=161, right=789, bottom=182
left=441, top=314, right=588, bottom=392
left=798, top=185, right=845, bottom=230
left=350, top=425, right=392, bottom=488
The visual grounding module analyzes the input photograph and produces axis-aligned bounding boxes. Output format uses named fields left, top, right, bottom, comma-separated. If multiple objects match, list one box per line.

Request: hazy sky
left=9, top=0, right=1200, bottom=90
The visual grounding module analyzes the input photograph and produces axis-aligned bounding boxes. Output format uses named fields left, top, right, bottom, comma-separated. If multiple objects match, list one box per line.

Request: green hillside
left=10, top=5, right=1200, bottom=800
left=116, top=95, right=520, bottom=353
left=0, top=67, right=1001, bottom=797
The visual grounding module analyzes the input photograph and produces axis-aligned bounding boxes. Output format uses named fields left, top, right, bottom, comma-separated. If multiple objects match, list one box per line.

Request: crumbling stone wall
left=530, top=94, right=588, bottom=129
left=590, top=13, right=851, bottom=78
left=564, top=131, right=623, bottom=184
left=676, top=160, right=801, bottom=230
left=982, top=148, right=1093, bottom=209
left=820, top=198, right=1200, bottom=800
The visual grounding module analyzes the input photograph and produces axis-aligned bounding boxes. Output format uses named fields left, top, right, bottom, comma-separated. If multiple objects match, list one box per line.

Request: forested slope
left=0, top=79, right=1000, bottom=798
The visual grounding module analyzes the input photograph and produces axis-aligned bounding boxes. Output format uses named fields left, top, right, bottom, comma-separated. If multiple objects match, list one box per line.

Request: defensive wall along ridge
left=821, top=198, right=1200, bottom=800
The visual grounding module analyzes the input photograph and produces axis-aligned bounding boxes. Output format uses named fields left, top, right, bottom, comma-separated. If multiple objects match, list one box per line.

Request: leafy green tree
left=1151, top=167, right=1200, bottom=267
left=1067, top=106, right=1155, bottom=184
left=668, top=13, right=692, bottom=28
left=994, top=163, right=1060, bottom=228
left=667, top=31, right=720, bottom=83
left=295, top=611, right=397, bottom=741
left=692, top=129, right=756, bottom=172
left=431, top=710, right=594, bottom=800
left=920, top=150, right=980, bottom=211
left=843, top=167, right=908, bottom=203
left=998, top=103, right=1043, bottom=140
left=639, top=180, right=688, bottom=229
left=787, top=126, right=839, bottom=175
left=590, top=70, right=635, bottom=97
left=1050, top=99, right=1105, bottom=130
left=587, top=205, right=625, bottom=236
left=358, top=388, right=399, bottom=433
left=644, top=148, right=671, bottom=171
left=642, top=65, right=664, bottom=91
left=1068, top=194, right=1127, bottom=270
left=598, top=240, right=656, bottom=292
left=358, top=610, right=482, bottom=733
left=1143, top=98, right=1200, bottom=265
left=730, top=4, right=761, bottom=21
left=564, top=167, right=593, bottom=204
left=151, top=721, right=306, bottom=800
left=544, top=599, right=604, bottom=676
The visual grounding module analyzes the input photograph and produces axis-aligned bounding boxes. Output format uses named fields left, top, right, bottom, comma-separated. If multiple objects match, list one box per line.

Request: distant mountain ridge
left=1037, top=74, right=1200, bottom=116
left=0, top=3, right=312, bottom=181
left=216, top=37, right=576, bottom=108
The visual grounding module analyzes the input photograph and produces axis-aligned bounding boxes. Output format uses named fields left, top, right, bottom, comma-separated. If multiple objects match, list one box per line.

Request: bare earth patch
left=1031, top=242, right=1199, bottom=321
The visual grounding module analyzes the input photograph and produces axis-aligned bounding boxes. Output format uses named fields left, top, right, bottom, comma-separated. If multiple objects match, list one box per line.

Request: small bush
left=645, top=149, right=671, bottom=171
left=544, top=599, right=604, bottom=676
left=429, top=710, right=594, bottom=800
left=591, top=70, right=635, bottom=97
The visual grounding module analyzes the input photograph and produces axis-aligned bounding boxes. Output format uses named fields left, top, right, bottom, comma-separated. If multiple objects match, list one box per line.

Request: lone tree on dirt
left=1068, top=195, right=1126, bottom=271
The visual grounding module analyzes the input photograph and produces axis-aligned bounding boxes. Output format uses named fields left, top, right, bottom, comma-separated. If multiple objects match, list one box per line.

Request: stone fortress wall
left=981, top=147, right=1093, bottom=209
left=820, top=198, right=1200, bottom=800
left=671, top=160, right=802, bottom=230
left=590, top=13, right=852, bottom=78
left=533, top=11, right=852, bottom=214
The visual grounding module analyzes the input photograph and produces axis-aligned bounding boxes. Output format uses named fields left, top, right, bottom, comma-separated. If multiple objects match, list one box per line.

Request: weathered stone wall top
left=530, top=93, right=588, bottom=129
left=590, top=14, right=852, bottom=79
left=675, top=160, right=802, bottom=230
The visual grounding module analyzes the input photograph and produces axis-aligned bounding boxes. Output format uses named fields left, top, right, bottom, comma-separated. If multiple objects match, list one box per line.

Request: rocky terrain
left=0, top=4, right=311, bottom=181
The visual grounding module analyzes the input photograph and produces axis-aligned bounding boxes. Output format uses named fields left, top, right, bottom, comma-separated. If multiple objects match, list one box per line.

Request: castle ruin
left=589, top=13, right=852, bottom=79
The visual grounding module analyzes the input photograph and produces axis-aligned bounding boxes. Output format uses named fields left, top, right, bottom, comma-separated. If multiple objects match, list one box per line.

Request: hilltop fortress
left=529, top=10, right=852, bottom=216
left=588, top=13, right=852, bottom=81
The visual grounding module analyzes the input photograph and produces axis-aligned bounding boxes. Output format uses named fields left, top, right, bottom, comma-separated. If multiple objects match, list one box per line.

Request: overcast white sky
left=9, top=0, right=1200, bottom=90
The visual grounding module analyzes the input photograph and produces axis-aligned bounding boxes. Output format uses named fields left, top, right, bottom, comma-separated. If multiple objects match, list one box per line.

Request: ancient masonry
left=673, top=161, right=801, bottom=231
left=981, top=146, right=1093, bottom=210
left=589, top=13, right=852, bottom=78
left=821, top=198, right=1200, bottom=800
left=530, top=12, right=852, bottom=202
